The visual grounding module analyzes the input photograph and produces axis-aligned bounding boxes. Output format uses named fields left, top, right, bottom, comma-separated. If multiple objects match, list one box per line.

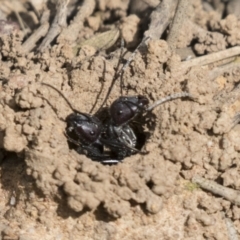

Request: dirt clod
left=1, top=0, right=240, bottom=239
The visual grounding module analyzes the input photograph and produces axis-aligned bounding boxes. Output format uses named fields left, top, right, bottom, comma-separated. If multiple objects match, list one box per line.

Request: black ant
left=41, top=38, right=192, bottom=164
left=65, top=92, right=192, bottom=164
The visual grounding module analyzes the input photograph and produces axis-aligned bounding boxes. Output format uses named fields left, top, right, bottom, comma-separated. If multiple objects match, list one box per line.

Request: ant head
left=110, top=95, right=149, bottom=126
left=66, top=113, right=102, bottom=144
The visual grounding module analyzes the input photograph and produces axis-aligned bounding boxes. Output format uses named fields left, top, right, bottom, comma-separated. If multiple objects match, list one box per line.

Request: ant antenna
left=41, top=83, right=78, bottom=112
left=119, top=36, right=150, bottom=95
left=119, top=36, right=150, bottom=80
left=89, top=62, right=106, bottom=114
left=147, top=92, right=193, bottom=111
left=98, top=36, right=150, bottom=112
left=40, top=82, right=90, bottom=119
left=97, top=38, right=125, bottom=112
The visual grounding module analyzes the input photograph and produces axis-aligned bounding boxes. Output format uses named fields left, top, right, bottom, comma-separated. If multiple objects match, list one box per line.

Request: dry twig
left=181, top=46, right=240, bottom=70
left=227, top=0, right=240, bottom=16
left=192, top=176, right=240, bottom=205
left=167, top=0, right=190, bottom=51
left=208, top=60, right=240, bottom=80
left=22, top=10, right=50, bottom=53
left=14, top=10, right=29, bottom=36
left=144, top=0, right=177, bottom=40
left=176, top=47, right=196, bottom=60
left=38, top=0, right=69, bottom=51
left=58, top=0, right=95, bottom=44
left=223, top=214, right=239, bottom=240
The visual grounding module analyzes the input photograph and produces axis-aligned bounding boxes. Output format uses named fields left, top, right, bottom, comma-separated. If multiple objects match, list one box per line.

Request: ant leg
left=41, top=82, right=81, bottom=114
left=119, top=36, right=150, bottom=93
left=64, top=131, right=81, bottom=146
left=118, top=36, right=150, bottom=77
left=82, top=145, right=121, bottom=163
left=65, top=131, right=113, bottom=161
left=97, top=38, right=126, bottom=111
left=147, top=92, right=193, bottom=111
left=99, top=36, right=150, bottom=110
left=90, top=39, right=126, bottom=113
left=66, top=136, right=120, bottom=163
left=118, top=36, right=150, bottom=95
left=101, top=125, right=139, bottom=160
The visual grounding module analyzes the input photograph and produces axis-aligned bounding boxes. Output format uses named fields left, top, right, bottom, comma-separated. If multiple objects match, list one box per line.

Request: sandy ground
left=1, top=0, right=240, bottom=239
